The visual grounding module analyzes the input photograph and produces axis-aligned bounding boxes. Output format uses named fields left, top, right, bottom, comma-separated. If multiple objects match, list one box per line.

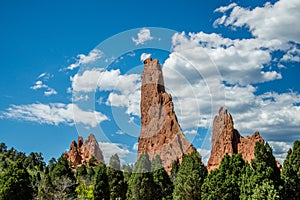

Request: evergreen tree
left=50, top=154, right=76, bottom=199
left=127, top=153, right=155, bottom=200
left=282, top=140, right=300, bottom=200
left=107, top=154, right=126, bottom=200
left=151, top=155, right=173, bottom=200
left=240, top=142, right=282, bottom=199
left=201, top=154, right=247, bottom=200
left=94, top=163, right=110, bottom=200
left=0, top=159, right=33, bottom=200
left=173, top=151, right=207, bottom=200
left=122, top=164, right=133, bottom=183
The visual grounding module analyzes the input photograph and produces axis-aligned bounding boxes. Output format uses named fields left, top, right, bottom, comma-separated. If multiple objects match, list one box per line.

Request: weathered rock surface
left=65, top=133, right=104, bottom=165
left=207, top=107, right=264, bottom=171
left=138, top=58, right=196, bottom=172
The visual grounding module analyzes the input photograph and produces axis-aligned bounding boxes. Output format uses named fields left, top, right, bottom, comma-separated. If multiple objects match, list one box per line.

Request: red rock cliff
left=207, top=107, right=264, bottom=171
left=65, top=133, right=104, bottom=166
left=138, top=58, right=196, bottom=172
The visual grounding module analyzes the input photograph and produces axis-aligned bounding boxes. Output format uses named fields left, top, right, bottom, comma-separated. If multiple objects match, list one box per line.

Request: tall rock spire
left=138, top=57, right=196, bottom=172
left=207, top=107, right=264, bottom=171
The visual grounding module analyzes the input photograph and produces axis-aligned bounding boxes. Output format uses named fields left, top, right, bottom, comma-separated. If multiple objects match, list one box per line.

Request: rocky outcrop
left=207, top=107, right=264, bottom=171
left=65, top=133, right=104, bottom=166
left=138, top=58, right=196, bottom=173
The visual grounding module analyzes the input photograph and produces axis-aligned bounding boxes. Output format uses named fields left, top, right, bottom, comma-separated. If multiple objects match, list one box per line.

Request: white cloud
left=44, top=88, right=58, bottom=96
left=132, top=28, right=153, bottom=45
left=281, top=46, right=300, bottom=62
left=31, top=81, right=47, bottom=90
left=184, top=129, right=198, bottom=135
left=132, top=142, right=138, bottom=151
left=214, top=3, right=237, bottom=13
left=1, top=103, right=108, bottom=128
left=268, top=141, right=293, bottom=164
left=128, top=116, right=135, bottom=123
left=72, top=94, right=89, bottom=102
left=37, top=72, right=52, bottom=80
left=168, top=32, right=283, bottom=85
left=140, top=53, right=151, bottom=62
left=67, top=49, right=103, bottom=70
left=71, top=69, right=140, bottom=94
left=197, top=148, right=211, bottom=165
left=99, top=142, right=131, bottom=164
left=214, top=0, right=300, bottom=44
left=30, top=80, right=57, bottom=97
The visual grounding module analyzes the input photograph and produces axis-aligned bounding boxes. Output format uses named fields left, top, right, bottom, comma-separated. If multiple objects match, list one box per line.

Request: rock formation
left=207, top=107, right=264, bottom=171
left=65, top=133, right=104, bottom=166
left=138, top=57, right=196, bottom=172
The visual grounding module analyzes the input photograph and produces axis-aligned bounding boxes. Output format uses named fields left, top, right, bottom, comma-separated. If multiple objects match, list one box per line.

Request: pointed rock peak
left=86, top=133, right=97, bottom=142
left=218, top=106, right=227, bottom=114
left=207, top=107, right=266, bottom=171
left=65, top=133, right=104, bottom=166
left=138, top=58, right=196, bottom=173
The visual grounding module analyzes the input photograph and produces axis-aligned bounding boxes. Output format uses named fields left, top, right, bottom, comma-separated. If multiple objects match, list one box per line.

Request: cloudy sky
left=0, top=0, right=299, bottom=165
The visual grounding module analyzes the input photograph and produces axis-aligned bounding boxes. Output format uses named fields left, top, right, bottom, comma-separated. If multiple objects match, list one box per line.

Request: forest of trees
left=0, top=140, right=299, bottom=200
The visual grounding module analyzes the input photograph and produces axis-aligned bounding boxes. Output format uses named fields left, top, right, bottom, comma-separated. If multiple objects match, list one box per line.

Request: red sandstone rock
left=138, top=57, right=196, bottom=173
left=65, top=133, right=104, bottom=166
left=207, top=107, right=264, bottom=171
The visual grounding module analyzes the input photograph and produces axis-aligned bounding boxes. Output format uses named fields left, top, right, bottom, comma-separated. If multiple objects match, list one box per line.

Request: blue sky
left=0, top=0, right=299, bottom=165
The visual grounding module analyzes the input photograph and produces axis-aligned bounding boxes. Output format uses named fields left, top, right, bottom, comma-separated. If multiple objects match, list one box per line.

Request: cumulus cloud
left=168, top=32, right=283, bottom=85
left=1, top=103, right=108, bottom=128
left=67, top=49, right=103, bottom=70
left=99, top=142, right=131, bottom=164
left=140, top=53, right=151, bottom=62
left=71, top=68, right=140, bottom=93
left=214, top=0, right=300, bottom=44
left=132, top=28, right=153, bottom=45
left=268, top=141, right=293, bottom=164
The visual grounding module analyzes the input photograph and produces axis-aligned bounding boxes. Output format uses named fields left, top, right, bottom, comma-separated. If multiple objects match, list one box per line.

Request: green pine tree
left=201, top=154, right=247, bottom=200
left=151, top=155, right=173, bottom=200
left=240, top=142, right=282, bottom=199
left=282, top=140, right=300, bottom=200
left=94, top=162, right=110, bottom=200
left=107, top=154, right=126, bottom=200
left=0, top=159, right=33, bottom=200
left=173, top=151, right=207, bottom=200
left=127, top=153, right=155, bottom=200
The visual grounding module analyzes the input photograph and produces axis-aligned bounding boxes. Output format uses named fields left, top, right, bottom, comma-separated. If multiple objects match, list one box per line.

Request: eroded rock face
left=138, top=58, right=196, bottom=173
left=207, top=107, right=264, bottom=171
left=65, top=134, right=104, bottom=165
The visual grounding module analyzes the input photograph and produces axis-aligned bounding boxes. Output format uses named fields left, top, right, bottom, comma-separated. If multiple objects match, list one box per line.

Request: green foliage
left=94, top=162, right=110, bottom=200
left=240, top=142, right=282, bottom=199
left=282, top=140, right=300, bottom=200
left=122, top=163, right=133, bottom=183
left=151, top=155, right=173, bottom=200
left=173, top=151, right=207, bottom=200
left=202, top=154, right=247, bottom=200
left=107, top=154, right=126, bottom=200
left=76, top=179, right=94, bottom=200
left=251, top=180, right=280, bottom=200
left=0, top=159, right=33, bottom=200
left=127, top=153, right=155, bottom=200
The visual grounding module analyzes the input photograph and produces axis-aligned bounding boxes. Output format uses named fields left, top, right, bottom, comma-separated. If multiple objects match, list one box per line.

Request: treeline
left=0, top=141, right=299, bottom=200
